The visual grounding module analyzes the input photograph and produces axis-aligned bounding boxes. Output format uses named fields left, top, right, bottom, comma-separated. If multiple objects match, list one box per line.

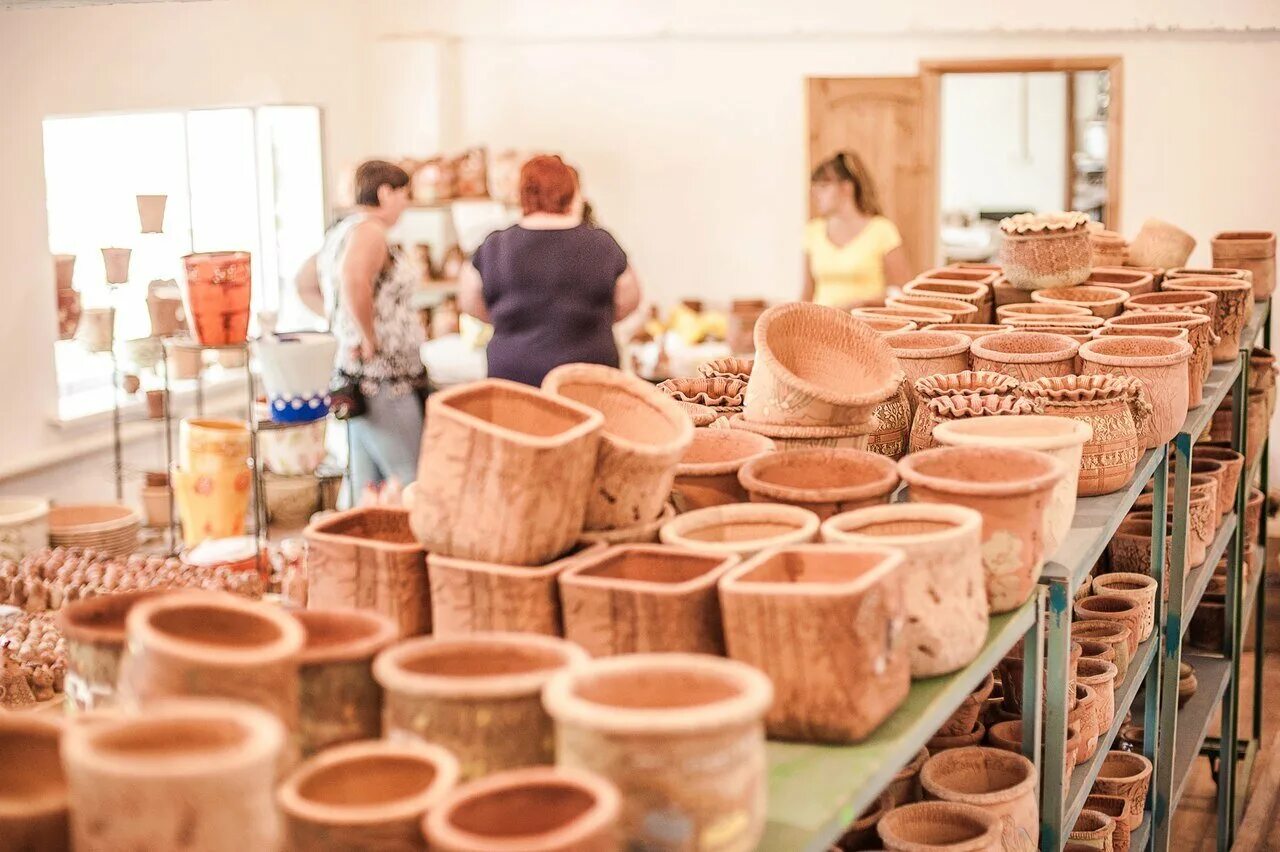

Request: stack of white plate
left=48, top=504, right=142, bottom=558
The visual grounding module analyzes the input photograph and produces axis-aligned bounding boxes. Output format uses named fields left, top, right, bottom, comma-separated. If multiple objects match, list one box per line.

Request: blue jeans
left=344, top=390, right=423, bottom=506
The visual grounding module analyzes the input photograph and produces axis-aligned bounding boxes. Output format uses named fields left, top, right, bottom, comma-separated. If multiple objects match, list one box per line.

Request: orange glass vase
left=182, top=251, right=252, bottom=345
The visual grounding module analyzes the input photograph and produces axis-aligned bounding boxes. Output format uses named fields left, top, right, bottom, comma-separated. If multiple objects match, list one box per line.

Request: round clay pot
left=833, top=791, right=896, bottom=850
left=278, top=738, right=459, bottom=849
left=861, top=316, right=920, bottom=334
left=1077, top=657, right=1119, bottom=733
left=904, top=278, right=991, bottom=320
left=1078, top=336, right=1193, bottom=448
left=1133, top=489, right=1216, bottom=568
left=969, top=332, right=1080, bottom=383
left=747, top=302, right=904, bottom=428
left=1086, top=266, right=1157, bottom=297
left=1129, top=219, right=1196, bottom=269
left=576, top=505, right=675, bottom=546
left=998, top=639, right=1082, bottom=716
left=887, top=295, right=980, bottom=324
left=1212, top=230, right=1275, bottom=299
left=884, top=331, right=973, bottom=392
left=1071, top=809, right=1117, bottom=850
left=659, top=501, right=820, bottom=557
left=854, top=305, right=953, bottom=326
left=1179, top=661, right=1198, bottom=708
left=62, top=698, right=285, bottom=851
left=543, top=653, right=772, bottom=851
left=0, top=714, right=68, bottom=851
left=914, top=370, right=1021, bottom=402
left=997, top=302, right=1093, bottom=321
left=1001, top=314, right=1105, bottom=333
left=423, top=766, right=621, bottom=852
left=1085, top=794, right=1131, bottom=852
left=1161, top=278, right=1253, bottom=361
left=887, top=747, right=931, bottom=806
left=1106, top=514, right=1157, bottom=577
left=1250, top=347, right=1277, bottom=393
left=927, top=721, right=987, bottom=753
left=822, top=503, right=988, bottom=677
left=1070, top=682, right=1101, bottom=762
left=1125, top=289, right=1218, bottom=324
left=727, top=413, right=873, bottom=451
left=1197, top=445, right=1245, bottom=517
left=876, top=800, right=1002, bottom=851
left=1004, top=325, right=1095, bottom=344
left=921, top=323, right=1011, bottom=341
left=1074, top=596, right=1142, bottom=656
left=1074, top=620, right=1132, bottom=680
left=1105, top=310, right=1216, bottom=401
left=672, top=427, right=775, bottom=510
left=1093, top=751, right=1153, bottom=829
left=1089, top=573, right=1157, bottom=642
left=698, top=357, right=753, bottom=382
left=920, top=746, right=1038, bottom=849
left=899, top=446, right=1064, bottom=613
left=374, top=632, right=587, bottom=780
left=986, top=720, right=1023, bottom=753
left=1031, top=285, right=1130, bottom=319
left=999, top=212, right=1092, bottom=290
left=56, top=589, right=170, bottom=712
left=737, top=448, right=899, bottom=519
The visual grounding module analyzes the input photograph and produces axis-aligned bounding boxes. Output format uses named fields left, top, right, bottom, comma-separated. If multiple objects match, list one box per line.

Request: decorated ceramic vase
left=182, top=251, right=252, bottom=345
left=254, top=332, right=339, bottom=423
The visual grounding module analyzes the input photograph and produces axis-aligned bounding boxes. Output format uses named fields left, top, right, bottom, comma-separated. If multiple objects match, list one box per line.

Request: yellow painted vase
left=172, top=464, right=252, bottom=546
left=179, top=418, right=251, bottom=474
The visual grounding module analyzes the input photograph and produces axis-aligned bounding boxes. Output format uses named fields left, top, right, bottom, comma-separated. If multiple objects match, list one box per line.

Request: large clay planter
left=854, top=305, right=953, bottom=326
left=1031, top=285, right=1129, bottom=319
left=1162, top=278, right=1252, bottom=361
left=542, top=653, right=772, bottom=851
left=1212, top=230, right=1275, bottom=299
left=179, top=417, right=251, bottom=474
left=544, top=363, right=693, bottom=531
left=1084, top=794, right=1131, bottom=852
left=900, top=446, right=1063, bottom=613
left=727, top=413, right=872, bottom=451
left=746, top=302, right=904, bottom=427
left=1092, top=752, right=1153, bottom=829
left=1129, top=219, right=1196, bottom=269
left=1086, top=267, right=1156, bottom=298
left=1077, top=657, right=1119, bottom=732
left=423, top=766, right=621, bottom=852
left=1004, top=325, right=1094, bottom=345
left=278, top=738, right=459, bottom=850
left=997, top=302, right=1092, bottom=322
left=56, top=589, right=169, bottom=712
left=374, top=632, right=587, bottom=780
left=101, top=247, right=131, bottom=285
left=920, top=746, right=1038, bottom=851
left=254, top=332, right=339, bottom=423
left=887, top=747, right=931, bottom=806
left=559, top=544, right=739, bottom=656
left=1089, top=574, right=1157, bottom=642
left=1074, top=595, right=1142, bottom=656
left=414, top=379, right=604, bottom=566
left=1079, top=336, right=1192, bottom=448
left=182, top=251, right=252, bottom=345
left=970, top=332, right=1079, bottom=382
left=999, top=211, right=1092, bottom=290
left=1074, top=620, right=1132, bottom=680
left=305, top=508, right=430, bottom=637
left=672, top=427, right=774, bottom=510
left=659, top=502, right=820, bottom=557
left=737, top=447, right=899, bottom=519
left=932, top=415, right=1090, bottom=558
left=719, top=544, right=907, bottom=741
left=877, top=801, right=1002, bottom=851
left=885, top=331, right=973, bottom=394
left=0, top=714, right=68, bottom=851
left=62, top=699, right=284, bottom=852
left=910, top=393, right=1040, bottom=454
left=292, top=608, right=399, bottom=757
left=887, top=295, right=981, bottom=324
left=1104, top=310, right=1216, bottom=404
left=136, top=194, right=167, bottom=233
left=171, top=464, right=252, bottom=546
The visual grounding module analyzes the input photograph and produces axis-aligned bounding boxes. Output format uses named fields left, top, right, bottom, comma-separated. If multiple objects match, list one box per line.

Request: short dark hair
left=354, top=160, right=410, bottom=207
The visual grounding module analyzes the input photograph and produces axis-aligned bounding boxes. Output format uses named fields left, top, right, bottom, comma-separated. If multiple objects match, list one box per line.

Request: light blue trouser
left=343, top=389, right=424, bottom=506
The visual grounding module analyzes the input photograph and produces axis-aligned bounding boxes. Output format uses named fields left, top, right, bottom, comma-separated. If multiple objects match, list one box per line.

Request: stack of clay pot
left=182, top=251, right=252, bottom=345
left=172, top=418, right=253, bottom=546
left=53, top=253, right=80, bottom=341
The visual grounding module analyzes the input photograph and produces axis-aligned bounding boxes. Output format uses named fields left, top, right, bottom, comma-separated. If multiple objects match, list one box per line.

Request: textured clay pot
left=737, top=447, right=900, bottom=519
left=747, top=303, right=904, bottom=427
left=935, top=673, right=996, bottom=737
left=719, top=544, right=908, bottom=741
left=559, top=544, right=738, bottom=656
left=1074, top=620, right=1132, bottom=681
left=1070, top=810, right=1116, bottom=852
left=887, top=295, right=981, bottom=324
left=1179, top=661, right=1198, bottom=708
left=928, top=723, right=987, bottom=754
left=1074, top=595, right=1142, bottom=656
left=1162, top=278, right=1252, bottom=361
left=182, top=251, right=251, bottom=344
left=868, top=380, right=913, bottom=459
left=1196, top=444, right=1245, bottom=518
left=727, top=412, right=873, bottom=451
left=0, top=714, right=68, bottom=851
left=1077, top=656, right=1119, bottom=732
left=1104, top=311, right=1216, bottom=404
left=1090, top=229, right=1127, bottom=267
left=853, top=305, right=953, bottom=326
left=659, top=501, right=820, bottom=557
left=887, top=747, right=931, bottom=806
left=698, top=357, right=753, bottom=382
left=833, top=791, right=895, bottom=851
left=423, top=766, right=621, bottom=852
left=56, top=589, right=169, bottom=712
left=1000, top=315, right=1105, bottom=335
left=278, top=738, right=459, bottom=850
left=999, top=212, right=1092, bottom=291
left=969, top=332, right=1080, bottom=383
left=885, top=331, right=973, bottom=393
left=658, top=376, right=747, bottom=415
left=822, top=503, right=988, bottom=678
left=1212, top=230, right=1275, bottom=299
left=62, top=699, right=285, bottom=852
left=1089, top=574, right=1157, bottom=642
left=904, top=279, right=992, bottom=322
left=1124, top=289, right=1218, bottom=323
left=1031, top=285, right=1130, bottom=319
left=997, top=302, right=1092, bottom=322
left=922, top=323, right=1011, bottom=341
left=1085, top=794, right=1131, bottom=852
left=543, top=653, right=772, bottom=851
left=877, top=800, right=1002, bottom=852
left=899, top=446, right=1063, bottom=613
left=1134, top=484, right=1216, bottom=569
left=374, top=632, right=587, bottom=780
left=414, top=379, right=604, bottom=566
left=544, top=363, right=693, bottom=531
left=1086, top=267, right=1156, bottom=297
left=909, top=392, right=1041, bottom=454
left=1078, top=336, right=1192, bottom=448
left=1092, top=751, right=1153, bottom=829
left=920, top=746, right=1038, bottom=851
left=1069, top=682, right=1101, bottom=762
left=1129, top=219, right=1196, bottom=270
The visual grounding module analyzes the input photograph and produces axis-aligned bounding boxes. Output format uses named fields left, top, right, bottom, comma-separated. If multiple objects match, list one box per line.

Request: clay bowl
left=1031, top=285, right=1130, bottom=319
left=659, top=502, right=820, bottom=557
left=997, top=302, right=1092, bottom=321
left=921, top=323, right=1011, bottom=341
left=969, top=332, right=1080, bottom=383
left=1086, top=267, right=1157, bottom=297
left=673, top=428, right=775, bottom=510
left=736, top=448, right=899, bottom=520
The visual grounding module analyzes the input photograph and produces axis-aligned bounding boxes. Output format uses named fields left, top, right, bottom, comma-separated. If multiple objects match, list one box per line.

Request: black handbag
left=329, top=370, right=366, bottom=420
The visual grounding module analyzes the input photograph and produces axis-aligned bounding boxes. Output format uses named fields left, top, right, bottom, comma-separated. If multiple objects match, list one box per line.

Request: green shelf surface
left=1171, top=653, right=1232, bottom=812
left=1180, top=512, right=1239, bottom=639
left=1130, top=813, right=1152, bottom=852
left=760, top=600, right=1037, bottom=851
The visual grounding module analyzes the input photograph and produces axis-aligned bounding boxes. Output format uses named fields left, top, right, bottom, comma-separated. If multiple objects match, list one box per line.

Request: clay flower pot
left=1125, top=289, right=1218, bottom=324
left=969, top=332, right=1080, bottom=382
left=997, top=302, right=1093, bottom=322
left=853, top=305, right=953, bottom=325
left=719, top=544, right=907, bottom=741
left=1085, top=794, right=1131, bottom=852
left=899, top=446, right=1063, bottom=613
left=737, top=447, right=900, bottom=519
left=1090, top=229, right=1128, bottom=267
left=100, top=247, right=131, bottom=285
left=1212, top=230, right=1275, bottom=298
left=672, top=427, right=775, bottom=510
left=145, top=388, right=168, bottom=420
left=1078, top=336, right=1193, bottom=448
left=869, top=380, right=913, bottom=459
left=1070, top=682, right=1101, bottom=762
left=56, top=288, right=81, bottom=340
left=910, top=393, right=1041, bottom=454
left=292, top=608, right=399, bottom=757
left=746, top=302, right=904, bottom=427
left=1179, top=661, right=1198, bottom=708
left=255, top=332, right=339, bottom=423
left=1001, top=315, right=1105, bottom=335
left=833, top=792, right=895, bottom=851
left=887, top=294, right=981, bottom=324
left=1129, top=219, right=1196, bottom=269
left=697, top=357, right=753, bottom=382
left=920, top=746, right=1038, bottom=850
left=1195, top=445, right=1245, bottom=518
left=1074, top=595, right=1142, bottom=656
left=56, top=589, right=169, bottom=711
left=1086, top=266, right=1157, bottom=297
left=932, top=415, right=1090, bottom=559
left=181, top=251, right=252, bottom=345
left=657, top=376, right=747, bottom=415
left=999, top=211, right=1092, bottom=290
left=1077, top=657, right=1119, bottom=732
left=928, top=722, right=987, bottom=753
left=414, top=379, right=604, bottom=566
left=543, top=653, right=771, bottom=850
left=659, top=502, right=820, bottom=557
left=1093, top=751, right=1153, bottom=829
left=423, top=766, right=621, bottom=852
left=877, top=801, right=1002, bottom=851
left=1005, top=325, right=1095, bottom=345
left=559, top=544, right=739, bottom=656
left=1169, top=266, right=1253, bottom=284
left=1074, top=619, right=1132, bottom=680
left=887, top=747, right=931, bottom=806
left=935, top=673, right=996, bottom=737
left=860, top=316, right=920, bottom=334
left=1071, top=810, right=1116, bottom=851
left=374, top=632, right=586, bottom=779
left=821, top=503, right=988, bottom=677
left=998, top=639, right=1081, bottom=717
left=1161, top=278, right=1253, bottom=361
left=921, top=323, right=1010, bottom=341
left=136, top=194, right=167, bottom=234
left=726, top=413, right=873, bottom=451
left=278, top=738, right=459, bottom=850
left=1104, top=310, right=1216, bottom=402
left=904, top=279, right=991, bottom=322
left=1089, top=574, right=1157, bottom=642
left=1031, top=285, right=1130, bottom=319
left=544, top=363, right=694, bottom=532
left=885, top=330, right=972, bottom=393
left=985, top=719, right=1023, bottom=753
left=0, top=715, right=68, bottom=850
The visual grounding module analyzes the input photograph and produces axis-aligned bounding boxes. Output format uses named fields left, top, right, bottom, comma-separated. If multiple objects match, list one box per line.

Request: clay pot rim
left=1194, top=445, right=1244, bottom=464
left=1073, top=595, right=1141, bottom=620
left=820, top=502, right=982, bottom=547
left=127, top=590, right=305, bottom=667
left=543, top=363, right=694, bottom=458
left=432, top=378, right=605, bottom=449
left=577, top=509, right=675, bottom=547
left=292, top=608, right=400, bottom=665
left=887, top=295, right=980, bottom=320
left=0, top=714, right=66, bottom=817
left=915, top=370, right=1021, bottom=399
left=1072, top=620, right=1131, bottom=643
left=542, top=651, right=773, bottom=735
left=1097, top=750, right=1154, bottom=783
left=1001, top=315, right=1106, bottom=330
left=1088, top=266, right=1156, bottom=285
left=919, top=745, right=1038, bottom=806
left=423, top=765, right=621, bottom=852
left=883, top=330, right=972, bottom=358
left=895, top=746, right=931, bottom=781
left=559, top=544, right=740, bottom=595
left=278, top=738, right=460, bottom=826
left=1106, top=310, right=1211, bottom=329
left=736, top=448, right=900, bottom=505
left=928, top=722, right=987, bottom=751
left=1031, top=285, right=1130, bottom=306
left=720, top=542, right=905, bottom=596
left=373, top=632, right=588, bottom=699
left=1091, top=572, right=1157, bottom=594
left=986, top=719, right=1023, bottom=749
left=1001, top=211, right=1090, bottom=234
left=1163, top=278, right=1253, bottom=295
left=932, top=414, right=1093, bottom=452
left=970, top=331, right=1081, bottom=363
left=55, top=589, right=172, bottom=648
left=877, top=800, right=1001, bottom=850
left=659, top=502, right=821, bottom=555
left=921, top=323, right=1010, bottom=336
left=181, top=416, right=250, bottom=436
left=904, top=279, right=988, bottom=299
left=853, top=305, right=953, bottom=323
left=304, top=507, right=423, bottom=554
left=727, top=414, right=874, bottom=439
left=998, top=302, right=1093, bottom=319
left=898, top=445, right=1064, bottom=497
left=675, top=428, right=775, bottom=477
left=1093, top=326, right=1189, bottom=342
left=850, top=791, right=896, bottom=831
left=1073, top=809, right=1115, bottom=836
left=1125, top=291, right=1217, bottom=313
left=859, top=316, right=919, bottom=334
left=1211, top=231, right=1276, bottom=255
left=1076, top=657, right=1119, bottom=685
left=1078, top=335, right=1193, bottom=367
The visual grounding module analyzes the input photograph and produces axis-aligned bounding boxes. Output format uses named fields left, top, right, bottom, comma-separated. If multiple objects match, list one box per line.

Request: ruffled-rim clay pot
left=1078, top=335, right=1193, bottom=368
left=659, top=502, right=821, bottom=555
left=876, top=801, right=1002, bottom=851
left=970, top=331, right=1081, bottom=366
left=737, top=448, right=900, bottom=510
left=919, top=745, right=1037, bottom=808
left=1020, top=373, right=1146, bottom=407
left=373, top=632, right=589, bottom=700
left=921, top=323, right=1010, bottom=340
left=1001, top=211, right=1089, bottom=234
left=997, top=302, right=1092, bottom=321
left=657, top=376, right=748, bottom=410
left=914, top=371, right=1020, bottom=400
left=1031, top=285, right=1130, bottom=318
left=0, top=713, right=67, bottom=829
left=853, top=305, right=953, bottom=325
left=292, top=608, right=400, bottom=665
left=887, top=295, right=980, bottom=323
left=698, top=358, right=752, bottom=382
left=899, top=445, right=1063, bottom=498
left=126, top=589, right=305, bottom=668
left=884, top=330, right=972, bottom=362
left=925, top=394, right=1041, bottom=419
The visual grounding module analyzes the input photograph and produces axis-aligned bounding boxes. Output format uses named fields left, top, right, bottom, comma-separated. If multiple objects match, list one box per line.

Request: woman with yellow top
left=803, top=151, right=912, bottom=308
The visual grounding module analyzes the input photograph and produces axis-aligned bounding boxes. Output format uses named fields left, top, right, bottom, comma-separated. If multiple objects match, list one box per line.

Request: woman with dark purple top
left=458, top=156, right=642, bottom=386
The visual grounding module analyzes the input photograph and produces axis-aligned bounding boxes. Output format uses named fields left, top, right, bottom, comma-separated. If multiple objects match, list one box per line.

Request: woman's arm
left=294, top=254, right=325, bottom=318
left=883, top=245, right=913, bottom=288
left=457, top=262, right=490, bottom=322
left=802, top=253, right=816, bottom=302
left=341, top=221, right=388, bottom=360
left=614, top=265, right=642, bottom=322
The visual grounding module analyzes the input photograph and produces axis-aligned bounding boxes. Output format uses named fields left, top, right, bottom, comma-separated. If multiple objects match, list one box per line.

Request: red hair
left=519, top=155, right=578, bottom=215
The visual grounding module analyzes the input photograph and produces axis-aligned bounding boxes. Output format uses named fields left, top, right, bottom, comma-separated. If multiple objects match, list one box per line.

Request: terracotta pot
left=727, top=413, right=872, bottom=451
left=822, top=503, right=988, bottom=677
left=559, top=544, right=738, bottom=656
left=1089, top=574, right=1157, bottom=642
left=861, top=316, right=920, bottom=334
left=171, top=464, right=252, bottom=546
left=747, top=303, right=904, bottom=428
left=1031, top=285, right=1129, bottom=319
left=899, top=446, right=1063, bottom=613
left=1071, top=810, right=1116, bottom=852
left=985, top=720, right=1023, bottom=753
left=854, top=305, right=953, bottom=326
left=1104, top=310, right=1216, bottom=404
left=1128, top=219, right=1196, bottom=269
left=147, top=279, right=186, bottom=337
left=698, top=356, right=753, bottom=382
left=53, top=253, right=76, bottom=289
left=869, top=380, right=913, bottom=460
left=1073, top=620, right=1132, bottom=680
left=0, top=714, right=69, bottom=851
left=887, top=747, right=931, bottom=806
left=1074, top=595, right=1142, bottom=656
left=423, top=766, right=620, bottom=852
left=100, top=247, right=131, bottom=285
left=1070, top=682, right=1101, bottom=762
left=577, top=505, right=675, bottom=546
left=1189, top=587, right=1226, bottom=652
left=543, top=653, right=772, bottom=851
left=969, top=332, right=1079, bottom=382
left=305, top=508, right=430, bottom=637
left=727, top=299, right=768, bottom=354
left=659, top=501, right=820, bottom=556
left=720, top=543, right=908, bottom=741
left=1084, top=794, right=1131, bottom=852
left=1076, top=638, right=1116, bottom=669
left=672, top=427, right=774, bottom=510
left=56, top=590, right=168, bottom=712
left=1246, top=487, right=1265, bottom=545
left=920, top=746, right=1038, bottom=850
left=1179, top=661, right=1198, bottom=708
left=1162, top=278, right=1252, bottom=361
left=1124, top=290, right=1218, bottom=326
left=1020, top=375, right=1150, bottom=496
left=1134, top=489, right=1215, bottom=568
left=904, top=279, right=992, bottom=322
left=1250, top=347, right=1277, bottom=393
left=998, top=639, right=1081, bottom=716
left=1090, top=229, right=1128, bottom=268
left=1077, top=657, right=1119, bottom=732
left=1168, top=266, right=1252, bottom=284
left=145, top=388, right=168, bottom=420
left=415, top=380, right=604, bottom=566
left=1212, top=230, right=1275, bottom=298
left=737, top=448, right=900, bottom=519
left=939, top=263, right=1002, bottom=279
left=78, top=306, right=115, bottom=353
left=63, top=699, right=284, bottom=851
left=888, top=295, right=981, bottom=324
left=1001, top=315, right=1105, bottom=335
left=922, top=323, right=1010, bottom=341
left=167, top=342, right=204, bottom=379
left=1194, top=445, right=1244, bottom=519
left=657, top=376, right=747, bottom=415
left=1086, top=267, right=1156, bottom=297
left=56, top=288, right=81, bottom=340
left=997, top=302, right=1093, bottom=322
left=182, top=251, right=251, bottom=345
left=928, top=722, right=987, bottom=753
left=1005, top=325, right=1093, bottom=345
left=932, top=415, right=1090, bottom=558
left=278, top=738, right=459, bottom=850
left=999, top=212, right=1092, bottom=291
left=375, top=632, right=586, bottom=779
left=1125, top=263, right=1166, bottom=285
left=909, top=393, right=1041, bottom=454
left=1093, top=751, right=1153, bottom=829
left=1078, top=336, right=1192, bottom=448
left=934, top=673, right=996, bottom=736
left=876, top=801, right=1002, bottom=851
left=1106, top=514, right=1157, bottom=577
left=885, top=331, right=973, bottom=393
left=834, top=791, right=895, bottom=851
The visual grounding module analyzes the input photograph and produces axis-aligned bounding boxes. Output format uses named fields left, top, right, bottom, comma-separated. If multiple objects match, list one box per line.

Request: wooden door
left=808, top=77, right=933, bottom=273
